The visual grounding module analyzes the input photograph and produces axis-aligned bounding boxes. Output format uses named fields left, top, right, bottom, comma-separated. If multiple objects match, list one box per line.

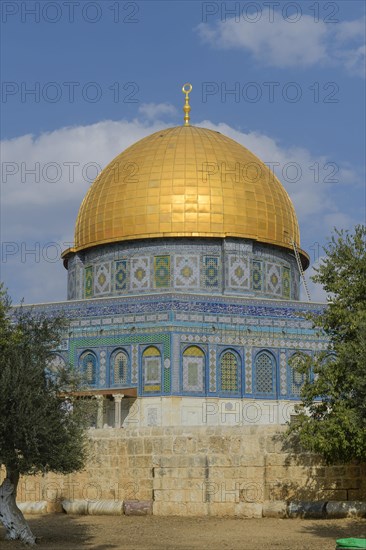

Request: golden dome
left=72, top=125, right=308, bottom=267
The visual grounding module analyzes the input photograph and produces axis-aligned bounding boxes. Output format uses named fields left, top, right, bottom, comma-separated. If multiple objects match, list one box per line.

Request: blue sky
left=1, top=0, right=365, bottom=303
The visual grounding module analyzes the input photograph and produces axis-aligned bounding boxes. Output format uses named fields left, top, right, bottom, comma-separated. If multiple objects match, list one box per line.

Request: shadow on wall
left=271, top=431, right=366, bottom=502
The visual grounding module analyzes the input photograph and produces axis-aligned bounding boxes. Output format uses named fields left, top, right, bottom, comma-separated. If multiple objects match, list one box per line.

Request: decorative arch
left=110, top=349, right=129, bottom=386
left=79, top=351, right=97, bottom=386
left=182, top=345, right=205, bottom=393
left=289, top=352, right=306, bottom=397
left=322, top=353, right=337, bottom=364
left=315, top=352, right=337, bottom=382
left=142, top=346, right=162, bottom=392
left=254, top=350, right=276, bottom=395
left=220, top=350, right=240, bottom=393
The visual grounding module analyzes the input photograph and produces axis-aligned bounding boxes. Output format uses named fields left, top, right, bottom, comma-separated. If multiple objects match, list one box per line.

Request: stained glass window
left=255, top=352, right=274, bottom=394
left=112, top=350, right=128, bottom=385
left=80, top=352, right=97, bottom=385
left=183, top=346, right=205, bottom=392
left=290, top=353, right=306, bottom=396
left=220, top=351, right=239, bottom=392
left=143, top=346, right=161, bottom=392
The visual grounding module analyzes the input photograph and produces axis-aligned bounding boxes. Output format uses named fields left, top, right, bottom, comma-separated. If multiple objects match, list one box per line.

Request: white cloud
left=0, top=117, right=360, bottom=304
left=1, top=118, right=170, bottom=225
left=138, top=102, right=177, bottom=120
left=196, top=15, right=365, bottom=76
left=1, top=118, right=171, bottom=303
left=198, top=120, right=360, bottom=234
left=333, top=18, right=365, bottom=42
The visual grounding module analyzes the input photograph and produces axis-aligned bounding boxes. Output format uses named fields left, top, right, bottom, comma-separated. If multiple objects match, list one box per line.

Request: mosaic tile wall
left=60, top=327, right=321, bottom=399
left=66, top=238, right=301, bottom=301
left=55, top=315, right=324, bottom=399
left=30, top=289, right=327, bottom=404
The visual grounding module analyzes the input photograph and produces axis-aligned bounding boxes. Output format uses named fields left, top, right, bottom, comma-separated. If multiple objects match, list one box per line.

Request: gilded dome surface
left=73, top=125, right=308, bottom=265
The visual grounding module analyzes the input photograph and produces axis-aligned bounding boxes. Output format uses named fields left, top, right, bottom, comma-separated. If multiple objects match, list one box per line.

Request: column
left=113, top=394, right=124, bottom=428
left=96, top=395, right=104, bottom=429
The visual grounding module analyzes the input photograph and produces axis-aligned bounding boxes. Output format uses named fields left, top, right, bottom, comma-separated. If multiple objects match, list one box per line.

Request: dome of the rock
left=72, top=125, right=307, bottom=266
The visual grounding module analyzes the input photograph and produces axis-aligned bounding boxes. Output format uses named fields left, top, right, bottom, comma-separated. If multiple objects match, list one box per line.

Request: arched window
left=323, top=353, right=336, bottom=365
left=254, top=351, right=275, bottom=395
left=317, top=353, right=336, bottom=381
left=182, top=346, right=205, bottom=392
left=220, top=351, right=240, bottom=393
left=142, top=346, right=161, bottom=392
left=80, top=351, right=97, bottom=386
left=290, top=353, right=306, bottom=397
left=111, top=350, right=128, bottom=385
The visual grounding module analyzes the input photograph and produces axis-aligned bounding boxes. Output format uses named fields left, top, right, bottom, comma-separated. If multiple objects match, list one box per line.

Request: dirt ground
left=1, top=515, right=366, bottom=550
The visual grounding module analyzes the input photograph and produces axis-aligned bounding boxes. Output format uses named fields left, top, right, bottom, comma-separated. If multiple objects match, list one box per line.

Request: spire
left=182, top=83, right=192, bottom=126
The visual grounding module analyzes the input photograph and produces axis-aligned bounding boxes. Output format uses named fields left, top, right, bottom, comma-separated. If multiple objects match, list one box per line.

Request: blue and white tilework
left=66, top=238, right=300, bottom=301
left=228, top=255, right=250, bottom=289
left=175, top=255, right=199, bottom=288
left=94, top=263, right=111, bottom=296
left=131, top=257, right=150, bottom=290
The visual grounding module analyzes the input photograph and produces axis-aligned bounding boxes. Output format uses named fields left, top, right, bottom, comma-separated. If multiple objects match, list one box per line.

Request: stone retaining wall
left=1, top=426, right=365, bottom=516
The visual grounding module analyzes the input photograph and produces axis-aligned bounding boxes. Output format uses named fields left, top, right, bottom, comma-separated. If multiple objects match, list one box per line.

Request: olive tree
left=0, top=286, right=88, bottom=544
left=286, top=225, right=366, bottom=464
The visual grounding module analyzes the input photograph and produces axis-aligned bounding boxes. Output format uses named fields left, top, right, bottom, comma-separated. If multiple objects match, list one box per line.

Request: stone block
left=109, top=456, right=120, bottom=468
left=207, top=455, right=240, bottom=467
left=348, top=489, right=361, bottom=501
left=186, top=478, right=207, bottom=490
left=153, top=477, right=203, bottom=491
left=329, top=466, right=346, bottom=478
left=240, top=454, right=265, bottom=467
left=153, top=489, right=185, bottom=502
left=153, top=467, right=206, bottom=479
left=228, top=437, right=242, bottom=454
left=326, top=501, right=366, bottom=519
left=153, top=455, right=206, bottom=468
left=17, top=501, right=47, bottom=515
left=126, top=439, right=144, bottom=455
left=239, top=482, right=264, bottom=504
left=208, top=466, right=232, bottom=481
left=152, top=477, right=168, bottom=490
left=262, top=500, right=287, bottom=518
left=172, top=436, right=197, bottom=454
left=320, top=489, right=348, bottom=501
left=88, top=500, right=124, bottom=515
left=207, top=501, right=237, bottom=516
left=189, top=502, right=213, bottom=515
left=128, top=455, right=152, bottom=468
left=229, top=466, right=264, bottom=481
left=135, top=478, right=153, bottom=492
left=62, top=499, right=88, bottom=515
left=143, top=439, right=153, bottom=454
left=153, top=501, right=189, bottom=516
left=234, top=502, right=263, bottom=518
left=208, top=436, right=231, bottom=454
left=123, top=500, right=153, bottom=516
left=347, top=466, right=361, bottom=478
left=288, top=500, right=327, bottom=519
left=124, top=467, right=152, bottom=480
left=265, top=453, right=292, bottom=467
left=161, top=438, right=174, bottom=453
left=184, top=488, right=208, bottom=503
left=265, top=437, right=284, bottom=454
